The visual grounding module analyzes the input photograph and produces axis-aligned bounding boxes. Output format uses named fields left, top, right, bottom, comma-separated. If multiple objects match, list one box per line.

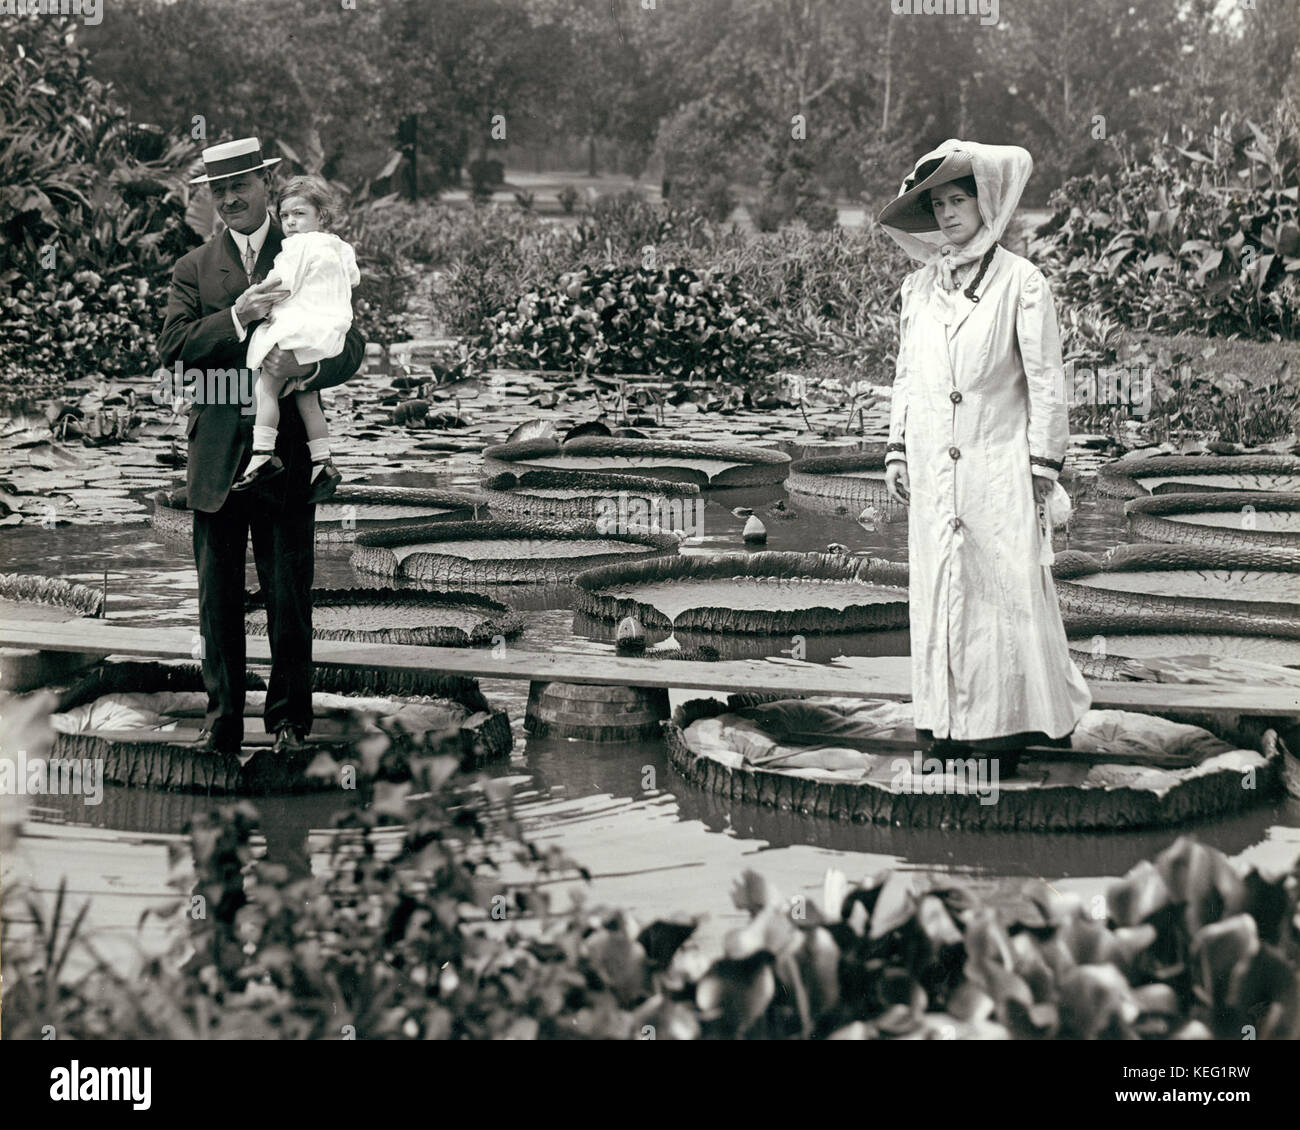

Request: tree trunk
left=587, top=135, right=598, bottom=178
left=881, top=19, right=894, bottom=135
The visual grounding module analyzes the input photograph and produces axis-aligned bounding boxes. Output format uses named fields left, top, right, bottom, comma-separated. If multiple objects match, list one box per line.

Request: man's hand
left=260, top=346, right=313, bottom=384
left=232, top=278, right=290, bottom=328
left=1032, top=473, right=1054, bottom=505
left=885, top=461, right=910, bottom=505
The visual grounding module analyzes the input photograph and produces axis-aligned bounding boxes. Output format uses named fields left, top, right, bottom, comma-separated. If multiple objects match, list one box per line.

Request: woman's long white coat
left=889, top=248, right=1092, bottom=740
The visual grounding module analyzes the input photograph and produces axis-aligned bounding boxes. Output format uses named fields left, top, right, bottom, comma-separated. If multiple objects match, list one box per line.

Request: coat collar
left=944, top=246, right=1004, bottom=340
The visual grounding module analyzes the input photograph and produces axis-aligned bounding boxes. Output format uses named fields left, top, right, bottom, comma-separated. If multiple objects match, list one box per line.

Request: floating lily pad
left=1098, top=455, right=1300, bottom=499
left=150, top=484, right=482, bottom=541
left=45, top=659, right=513, bottom=792
left=246, top=587, right=524, bottom=646
left=477, top=468, right=702, bottom=527
left=574, top=552, right=909, bottom=634
left=785, top=449, right=904, bottom=514
left=1124, top=491, right=1300, bottom=549
left=1056, top=544, right=1300, bottom=625
left=482, top=435, right=791, bottom=487
left=667, top=695, right=1280, bottom=831
left=352, top=518, right=680, bottom=584
left=1071, top=631, right=1300, bottom=669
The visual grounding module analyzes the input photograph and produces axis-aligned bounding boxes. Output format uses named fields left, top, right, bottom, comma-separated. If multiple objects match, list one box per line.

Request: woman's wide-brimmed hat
left=877, top=149, right=974, bottom=233
left=188, top=137, right=281, bottom=185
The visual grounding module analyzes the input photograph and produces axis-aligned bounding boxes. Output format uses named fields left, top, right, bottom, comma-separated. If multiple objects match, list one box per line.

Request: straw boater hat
left=876, top=149, right=975, bottom=233
left=188, top=137, right=281, bottom=185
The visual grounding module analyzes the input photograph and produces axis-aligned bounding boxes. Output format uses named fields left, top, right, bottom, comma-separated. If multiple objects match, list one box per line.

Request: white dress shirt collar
left=228, top=213, right=271, bottom=262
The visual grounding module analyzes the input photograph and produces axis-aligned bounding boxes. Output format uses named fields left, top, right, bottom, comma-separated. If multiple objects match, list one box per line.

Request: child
left=232, top=175, right=359, bottom=503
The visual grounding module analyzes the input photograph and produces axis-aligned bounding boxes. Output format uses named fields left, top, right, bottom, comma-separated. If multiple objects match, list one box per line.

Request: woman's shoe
left=232, top=454, right=284, bottom=491
left=306, top=460, right=342, bottom=504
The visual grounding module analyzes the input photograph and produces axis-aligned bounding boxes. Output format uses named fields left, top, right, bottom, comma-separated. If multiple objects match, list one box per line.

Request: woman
left=878, top=140, right=1091, bottom=774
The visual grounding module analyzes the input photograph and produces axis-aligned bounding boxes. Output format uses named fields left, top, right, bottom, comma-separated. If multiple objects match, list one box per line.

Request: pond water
left=6, top=446, right=1300, bottom=962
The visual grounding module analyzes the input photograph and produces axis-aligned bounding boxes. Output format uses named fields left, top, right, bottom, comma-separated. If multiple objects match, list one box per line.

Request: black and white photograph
left=1, top=0, right=1299, bottom=1079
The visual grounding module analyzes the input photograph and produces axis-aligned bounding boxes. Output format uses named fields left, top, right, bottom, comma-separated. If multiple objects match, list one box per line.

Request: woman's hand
left=1032, top=473, right=1054, bottom=505
left=885, top=461, right=910, bottom=505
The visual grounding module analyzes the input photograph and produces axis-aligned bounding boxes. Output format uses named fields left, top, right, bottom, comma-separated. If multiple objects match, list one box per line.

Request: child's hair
left=276, top=175, right=341, bottom=231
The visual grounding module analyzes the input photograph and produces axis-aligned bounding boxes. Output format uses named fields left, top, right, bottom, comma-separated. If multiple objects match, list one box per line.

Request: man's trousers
left=192, top=489, right=315, bottom=747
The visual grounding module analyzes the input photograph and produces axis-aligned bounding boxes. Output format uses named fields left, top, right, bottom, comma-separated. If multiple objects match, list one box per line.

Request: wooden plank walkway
left=2, top=617, right=1298, bottom=719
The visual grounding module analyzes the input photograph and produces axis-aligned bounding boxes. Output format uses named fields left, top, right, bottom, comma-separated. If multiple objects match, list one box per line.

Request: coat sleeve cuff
left=1030, top=454, right=1063, bottom=482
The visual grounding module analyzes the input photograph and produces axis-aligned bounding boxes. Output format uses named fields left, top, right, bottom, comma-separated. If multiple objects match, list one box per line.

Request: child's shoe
left=306, top=460, right=342, bottom=504
left=232, top=454, right=284, bottom=491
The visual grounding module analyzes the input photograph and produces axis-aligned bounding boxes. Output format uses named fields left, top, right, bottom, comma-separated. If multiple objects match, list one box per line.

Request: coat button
left=949, top=446, right=961, bottom=460
left=950, top=390, right=963, bottom=403
left=951, top=517, right=962, bottom=531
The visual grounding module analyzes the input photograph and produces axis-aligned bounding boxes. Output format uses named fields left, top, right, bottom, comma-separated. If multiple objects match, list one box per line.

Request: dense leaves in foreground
left=4, top=716, right=1298, bottom=1039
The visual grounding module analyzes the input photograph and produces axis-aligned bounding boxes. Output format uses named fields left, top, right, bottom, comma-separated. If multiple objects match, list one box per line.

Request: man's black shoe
left=193, top=727, right=241, bottom=755
left=273, top=724, right=309, bottom=755
left=231, top=454, right=284, bottom=492
left=306, top=460, right=342, bottom=504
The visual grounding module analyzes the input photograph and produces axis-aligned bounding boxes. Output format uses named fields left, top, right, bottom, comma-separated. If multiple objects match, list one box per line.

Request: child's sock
left=307, top=437, right=331, bottom=481
left=245, top=426, right=279, bottom=473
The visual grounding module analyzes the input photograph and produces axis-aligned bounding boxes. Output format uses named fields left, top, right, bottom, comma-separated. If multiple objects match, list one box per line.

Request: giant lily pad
left=151, top=484, right=482, bottom=541
left=1098, top=455, right=1300, bottom=500
left=482, top=435, right=791, bottom=488
left=574, top=552, right=909, bottom=634
left=1056, top=544, right=1300, bottom=625
left=245, top=587, right=524, bottom=647
left=785, top=449, right=904, bottom=515
left=477, top=468, right=702, bottom=529
left=1125, top=491, right=1300, bottom=550
left=352, top=518, right=680, bottom=584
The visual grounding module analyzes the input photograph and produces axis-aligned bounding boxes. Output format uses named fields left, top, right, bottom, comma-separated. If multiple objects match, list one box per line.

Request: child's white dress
left=247, top=231, right=360, bottom=369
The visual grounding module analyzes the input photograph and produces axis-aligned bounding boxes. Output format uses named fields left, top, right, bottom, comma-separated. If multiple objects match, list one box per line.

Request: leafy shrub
left=1033, top=108, right=1300, bottom=340
left=753, top=147, right=840, bottom=234
left=484, top=263, right=802, bottom=379
left=435, top=209, right=583, bottom=340
left=575, top=189, right=713, bottom=260
left=696, top=174, right=737, bottom=224
left=514, top=189, right=535, bottom=212
left=709, top=223, right=911, bottom=380
left=0, top=16, right=200, bottom=384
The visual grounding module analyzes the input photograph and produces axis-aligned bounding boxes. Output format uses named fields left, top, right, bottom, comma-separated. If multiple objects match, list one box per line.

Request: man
left=159, top=137, right=365, bottom=756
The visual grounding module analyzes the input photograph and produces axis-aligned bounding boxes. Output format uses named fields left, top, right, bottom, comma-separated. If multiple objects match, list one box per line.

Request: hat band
left=202, top=150, right=266, bottom=179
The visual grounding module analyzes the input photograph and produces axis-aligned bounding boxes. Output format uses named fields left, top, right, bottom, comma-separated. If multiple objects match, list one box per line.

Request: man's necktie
left=243, top=242, right=256, bottom=280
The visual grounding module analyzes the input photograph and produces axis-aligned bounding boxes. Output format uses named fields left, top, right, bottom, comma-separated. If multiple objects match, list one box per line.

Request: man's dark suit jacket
left=158, top=222, right=364, bottom=512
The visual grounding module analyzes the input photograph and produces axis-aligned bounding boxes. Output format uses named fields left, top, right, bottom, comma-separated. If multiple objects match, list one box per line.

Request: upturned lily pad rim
left=1098, top=542, right=1300, bottom=574
left=482, top=435, right=792, bottom=487
left=484, top=435, right=792, bottom=467
left=1125, top=490, right=1300, bottom=517
left=352, top=516, right=682, bottom=551
left=1098, top=454, right=1300, bottom=499
left=481, top=468, right=702, bottom=496
left=573, top=550, right=911, bottom=634
left=0, top=572, right=104, bottom=617
left=788, top=448, right=889, bottom=477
